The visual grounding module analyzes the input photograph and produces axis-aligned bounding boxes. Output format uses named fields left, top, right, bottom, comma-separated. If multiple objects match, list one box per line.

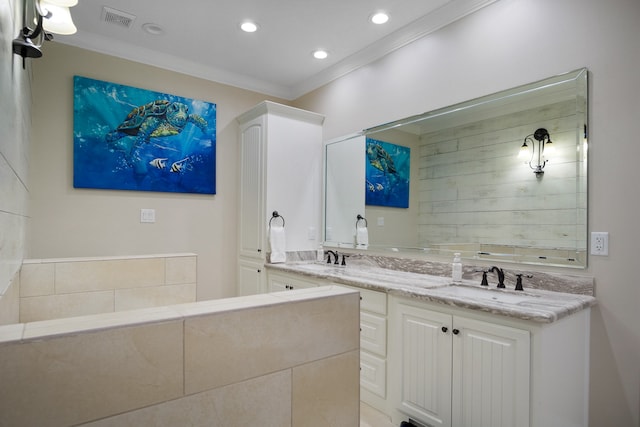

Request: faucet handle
left=341, top=254, right=349, bottom=266
left=480, top=270, right=489, bottom=286
left=514, top=274, right=533, bottom=291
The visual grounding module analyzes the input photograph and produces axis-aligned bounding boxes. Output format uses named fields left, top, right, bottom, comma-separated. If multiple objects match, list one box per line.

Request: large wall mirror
left=324, top=68, right=588, bottom=268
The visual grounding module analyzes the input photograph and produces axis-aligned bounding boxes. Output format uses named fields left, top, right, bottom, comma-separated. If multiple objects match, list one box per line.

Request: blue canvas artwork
left=73, top=76, right=216, bottom=194
left=365, top=138, right=410, bottom=208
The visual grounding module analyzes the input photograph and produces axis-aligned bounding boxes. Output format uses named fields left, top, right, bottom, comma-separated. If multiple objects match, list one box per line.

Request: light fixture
left=313, top=49, right=328, bottom=59
left=240, top=21, right=258, bottom=33
left=519, top=128, right=554, bottom=177
left=370, top=12, right=389, bottom=25
left=142, top=23, right=164, bottom=36
left=12, top=0, right=77, bottom=67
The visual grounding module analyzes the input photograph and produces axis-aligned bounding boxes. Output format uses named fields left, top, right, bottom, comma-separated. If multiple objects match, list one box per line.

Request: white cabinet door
left=237, top=259, right=264, bottom=296
left=395, top=302, right=453, bottom=427
left=393, top=299, right=530, bottom=427
left=238, top=120, right=264, bottom=259
left=452, top=316, right=530, bottom=427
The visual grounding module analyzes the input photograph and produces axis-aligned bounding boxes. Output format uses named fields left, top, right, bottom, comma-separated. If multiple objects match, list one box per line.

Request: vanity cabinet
left=389, top=297, right=529, bottom=427
left=339, top=285, right=389, bottom=407
left=265, top=267, right=591, bottom=427
left=236, top=102, right=324, bottom=295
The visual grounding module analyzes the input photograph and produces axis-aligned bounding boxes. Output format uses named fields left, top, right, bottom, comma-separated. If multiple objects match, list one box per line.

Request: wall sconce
left=519, top=128, right=554, bottom=177
left=12, top=0, right=77, bottom=67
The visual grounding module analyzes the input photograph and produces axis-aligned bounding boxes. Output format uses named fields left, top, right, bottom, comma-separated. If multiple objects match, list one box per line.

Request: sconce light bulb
left=543, top=140, right=555, bottom=156
left=518, top=142, right=529, bottom=159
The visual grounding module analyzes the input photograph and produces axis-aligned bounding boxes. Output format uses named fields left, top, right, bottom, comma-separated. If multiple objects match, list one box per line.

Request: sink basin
left=433, top=285, right=540, bottom=305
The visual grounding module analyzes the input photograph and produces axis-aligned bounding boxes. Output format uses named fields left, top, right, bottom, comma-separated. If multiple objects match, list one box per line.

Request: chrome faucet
left=490, top=266, right=505, bottom=288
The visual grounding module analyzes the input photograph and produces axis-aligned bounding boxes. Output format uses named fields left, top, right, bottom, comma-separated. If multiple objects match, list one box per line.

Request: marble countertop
left=266, top=262, right=596, bottom=324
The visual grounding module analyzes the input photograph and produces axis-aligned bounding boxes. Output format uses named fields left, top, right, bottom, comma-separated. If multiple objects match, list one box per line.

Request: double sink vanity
left=236, top=67, right=595, bottom=426
left=266, top=255, right=595, bottom=427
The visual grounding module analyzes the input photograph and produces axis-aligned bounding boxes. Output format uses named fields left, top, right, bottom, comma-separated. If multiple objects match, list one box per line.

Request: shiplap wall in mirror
left=324, top=68, right=588, bottom=268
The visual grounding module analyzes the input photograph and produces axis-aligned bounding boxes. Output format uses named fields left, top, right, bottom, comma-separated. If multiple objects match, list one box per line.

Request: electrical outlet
left=590, top=232, right=609, bottom=256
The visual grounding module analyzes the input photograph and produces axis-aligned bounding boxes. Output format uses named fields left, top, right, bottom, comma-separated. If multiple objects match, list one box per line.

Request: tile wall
left=0, top=0, right=30, bottom=326
left=0, top=286, right=360, bottom=426
left=19, top=253, right=197, bottom=322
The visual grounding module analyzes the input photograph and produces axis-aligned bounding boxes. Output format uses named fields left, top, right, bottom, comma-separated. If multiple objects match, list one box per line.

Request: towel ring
left=269, top=211, right=285, bottom=228
left=356, top=214, right=367, bottom=228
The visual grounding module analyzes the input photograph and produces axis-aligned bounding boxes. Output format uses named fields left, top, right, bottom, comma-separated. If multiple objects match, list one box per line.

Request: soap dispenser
left=316, top=245, right=324, bottom=262
left=452, top=253, right=462, bottom=284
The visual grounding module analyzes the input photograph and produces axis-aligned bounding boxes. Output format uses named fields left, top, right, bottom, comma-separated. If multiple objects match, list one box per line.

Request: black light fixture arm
left=13, top=0, right=54, bottom=67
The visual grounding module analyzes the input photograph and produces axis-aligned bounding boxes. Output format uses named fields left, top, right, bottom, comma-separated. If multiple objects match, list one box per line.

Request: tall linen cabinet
left=236, top=101, right=325, bottom=295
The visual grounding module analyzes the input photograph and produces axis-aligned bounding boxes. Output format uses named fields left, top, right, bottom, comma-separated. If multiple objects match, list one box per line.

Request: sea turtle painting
left=104, top=99, right=209, bottom=176
left=73, top=76, right=217, bottom=194
left=106, top=100, right=208, bottom=147
left=365, top=138, right=410, bottom=208
left=366, top=141, right=397, bottom=175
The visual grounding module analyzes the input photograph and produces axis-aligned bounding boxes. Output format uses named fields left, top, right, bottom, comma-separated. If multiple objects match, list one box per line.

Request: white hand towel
left=356, top=225, right=369, bottom=248
left=269, top=225, right=286, bottom=263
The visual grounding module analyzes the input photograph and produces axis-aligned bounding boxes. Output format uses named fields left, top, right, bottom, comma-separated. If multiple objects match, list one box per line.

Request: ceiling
left=56, top=0, right=497, bottom=100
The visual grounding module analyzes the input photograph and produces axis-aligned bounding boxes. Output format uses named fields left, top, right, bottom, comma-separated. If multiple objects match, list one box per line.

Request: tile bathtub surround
left=18, top=253, right=198, bottom=322
left=0, top=286, right=360, bottom=427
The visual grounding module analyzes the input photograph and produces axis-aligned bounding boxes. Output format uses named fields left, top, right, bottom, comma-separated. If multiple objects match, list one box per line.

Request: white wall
left=296, top=0, right=640, bottom=425
left=0, top=0, right=29, bottom=324
left=29, top=43, right=288, bottom=301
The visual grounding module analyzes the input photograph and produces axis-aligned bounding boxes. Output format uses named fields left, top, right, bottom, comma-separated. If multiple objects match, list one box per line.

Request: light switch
left=140, top=208, right=156, bottom=223
left=377, top=217, right=385, bottom=226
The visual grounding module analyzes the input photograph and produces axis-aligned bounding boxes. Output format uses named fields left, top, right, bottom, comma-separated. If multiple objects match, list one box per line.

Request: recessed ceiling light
left=370, top=12, right=389, bottom=25
left=142, top=23, right=164, bottom=35
left=313, top=50, right=328, bottom=60
left=240, top=21, right=258, bottom=33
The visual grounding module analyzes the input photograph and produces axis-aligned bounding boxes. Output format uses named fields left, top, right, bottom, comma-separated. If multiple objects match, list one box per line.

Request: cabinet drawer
left=358, top=287, right=387, bottom=315
left=361, top=311, right=387, bottom=357
left=361, top=351, right=386, bottom=398
left=267, top=272, right=319, bottom=292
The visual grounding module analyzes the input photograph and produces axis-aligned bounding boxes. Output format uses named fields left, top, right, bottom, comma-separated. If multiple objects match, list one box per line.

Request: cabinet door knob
left=441, top=326, right=448, bottom=333
left=452, top=329, right=460, bottom=335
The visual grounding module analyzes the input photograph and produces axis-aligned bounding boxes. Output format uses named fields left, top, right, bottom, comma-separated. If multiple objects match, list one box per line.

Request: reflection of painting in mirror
left=365, top=138, right=410, bottom=208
